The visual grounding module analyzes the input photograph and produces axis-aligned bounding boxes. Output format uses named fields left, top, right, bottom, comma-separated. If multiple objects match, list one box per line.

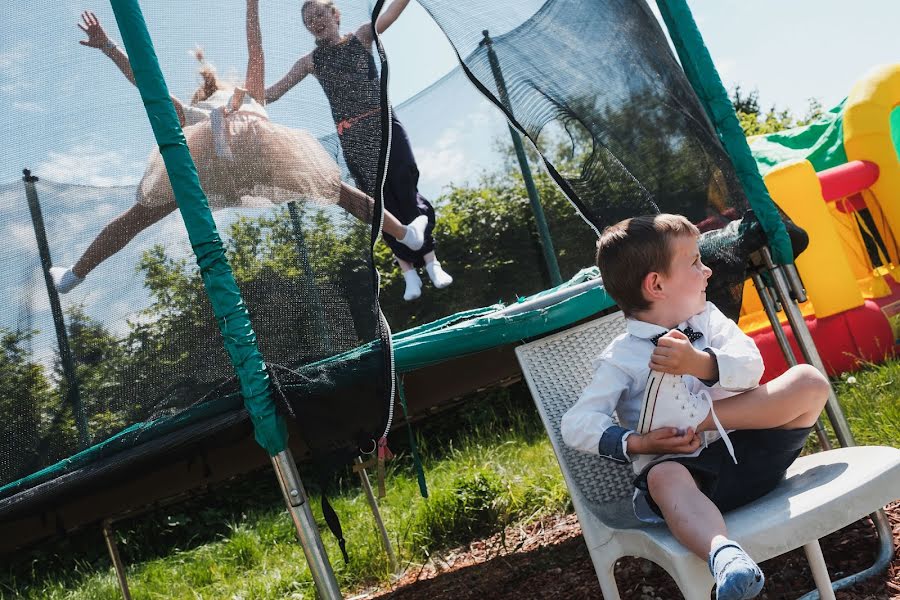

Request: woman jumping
left=266, top=0, right=453, bottom=301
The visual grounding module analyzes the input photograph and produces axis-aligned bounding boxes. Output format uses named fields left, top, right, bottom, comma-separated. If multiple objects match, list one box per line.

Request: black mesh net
left=0, top=0, right=396, bottom=494
left=417, top=0, right=806, bottom=319
left=0, top=0, right=806, bottom=503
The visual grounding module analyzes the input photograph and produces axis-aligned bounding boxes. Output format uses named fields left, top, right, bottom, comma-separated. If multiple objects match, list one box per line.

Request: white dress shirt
left=561, top=301, right=764, bottom=470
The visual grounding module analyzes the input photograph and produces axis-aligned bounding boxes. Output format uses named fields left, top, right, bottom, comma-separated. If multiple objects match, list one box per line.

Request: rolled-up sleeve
left=705, top=304, right=764, bottom=391
left=561, top=359, right=632, bottom=460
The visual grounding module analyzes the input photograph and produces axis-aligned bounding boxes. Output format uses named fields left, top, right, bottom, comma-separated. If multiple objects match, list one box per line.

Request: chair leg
left=803, top=541, right=836, bottom=600
left=672, top=559, right=715, bottom=600
left=593, top=558, right=621, bottom=600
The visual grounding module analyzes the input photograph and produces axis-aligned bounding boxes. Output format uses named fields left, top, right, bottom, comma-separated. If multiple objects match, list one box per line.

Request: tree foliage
left=732, top=86, right=823, bottom=136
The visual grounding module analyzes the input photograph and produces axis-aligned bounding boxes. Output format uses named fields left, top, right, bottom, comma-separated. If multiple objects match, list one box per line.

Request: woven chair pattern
left=517, top=312, right=635, bottom=508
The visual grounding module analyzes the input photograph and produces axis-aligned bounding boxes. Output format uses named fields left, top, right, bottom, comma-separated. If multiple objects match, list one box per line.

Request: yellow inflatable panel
left=844, top=64, right=900, bottom=261
left=763, top=160, right=864, bottom=318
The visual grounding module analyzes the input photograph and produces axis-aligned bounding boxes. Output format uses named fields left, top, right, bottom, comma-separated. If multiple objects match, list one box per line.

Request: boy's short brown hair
left=595, top=214, right=700, bottom=316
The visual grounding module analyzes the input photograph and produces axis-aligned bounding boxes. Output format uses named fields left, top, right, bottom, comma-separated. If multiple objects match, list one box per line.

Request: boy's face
left=658, top=234, right=712, bottom=320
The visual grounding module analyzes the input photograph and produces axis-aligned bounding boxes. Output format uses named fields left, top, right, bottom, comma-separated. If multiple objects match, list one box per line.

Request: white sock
left=402, top=269, right=422, bottom=301
left=425, top=260, right=453, bottom=289
left=398, top=215, right=428, bottom=251
left=50, top=266, right=84, bottom=294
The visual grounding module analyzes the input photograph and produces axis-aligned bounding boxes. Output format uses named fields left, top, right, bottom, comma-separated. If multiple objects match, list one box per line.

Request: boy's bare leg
left=649, top=462, right=766, bottom=599
left=697, top=364, right=829, bottom=434
left=648, top=461, right=726, bottom=556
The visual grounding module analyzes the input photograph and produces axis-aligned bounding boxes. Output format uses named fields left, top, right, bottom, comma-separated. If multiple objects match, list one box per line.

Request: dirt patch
left=356, top=503, right=900, bottom=600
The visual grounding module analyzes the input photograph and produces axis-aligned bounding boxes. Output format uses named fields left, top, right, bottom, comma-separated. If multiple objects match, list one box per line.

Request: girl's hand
left=78, top=11, right=110, bottom=49
left=628, top=427, right=701, bottom=455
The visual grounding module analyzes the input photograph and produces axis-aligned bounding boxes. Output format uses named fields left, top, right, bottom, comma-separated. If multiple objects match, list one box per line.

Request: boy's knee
left=646, top=461, right=691, bottom=494
left=786, top=364, right=830, bottom=405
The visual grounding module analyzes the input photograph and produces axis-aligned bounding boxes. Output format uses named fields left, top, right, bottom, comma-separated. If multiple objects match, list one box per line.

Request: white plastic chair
left=515, top=311, right=900, bottom=600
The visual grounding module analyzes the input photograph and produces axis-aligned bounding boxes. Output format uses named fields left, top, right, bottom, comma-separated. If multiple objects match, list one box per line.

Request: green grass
left=1, top=357, right=897, bottom=599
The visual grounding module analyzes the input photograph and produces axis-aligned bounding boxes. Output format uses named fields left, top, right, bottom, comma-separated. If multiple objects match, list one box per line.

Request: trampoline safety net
left=0, top=0, right=801, bottom=508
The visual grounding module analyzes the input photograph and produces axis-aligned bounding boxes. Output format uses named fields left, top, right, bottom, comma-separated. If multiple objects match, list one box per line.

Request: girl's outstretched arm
left=355, top=0, right=411, bottom=46
left=375, top=0, right=411, bottom=34
left=265, top=53, right=314, bottom=104
left=79, top=11, right=135, bottom=85
left=244, top=0, right=265, bottom=103
left=79, top=10, right=187, bottom=124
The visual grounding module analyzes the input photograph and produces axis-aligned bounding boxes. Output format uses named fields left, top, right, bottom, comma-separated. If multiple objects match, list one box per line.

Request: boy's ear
left=641, top=271, right=665, bottom=303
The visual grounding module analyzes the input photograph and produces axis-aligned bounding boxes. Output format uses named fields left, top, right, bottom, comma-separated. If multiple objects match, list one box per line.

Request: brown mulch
left=356, top=503, right=900, bottom=600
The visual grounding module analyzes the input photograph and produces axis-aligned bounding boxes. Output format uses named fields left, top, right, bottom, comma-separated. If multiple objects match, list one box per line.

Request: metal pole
left=271, top=450, right=342, bottom=599
left=480, top=30, right=563, bottom=287
left=750, top=271, right=830, bottom=449
left=759, top=248, right=855, bottom=446
left=758, top=248, right=894, bottom=596
left=22, top=169, right=90, bottom=448
left=354, top=457, right=399, bottom=573
left=286, top=202, right=330, bottom=349
left=102, top=519, right=133, bottom=600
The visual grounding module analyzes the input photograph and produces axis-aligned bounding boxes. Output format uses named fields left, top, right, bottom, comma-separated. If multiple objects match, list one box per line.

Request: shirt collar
left=626, top=315, right=700, bottom=341
left=625, top=318, right=672, bottom=341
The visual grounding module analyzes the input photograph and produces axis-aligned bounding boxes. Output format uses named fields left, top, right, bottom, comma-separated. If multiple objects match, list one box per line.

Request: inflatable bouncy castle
left=743, top=65, right=900, bottom=382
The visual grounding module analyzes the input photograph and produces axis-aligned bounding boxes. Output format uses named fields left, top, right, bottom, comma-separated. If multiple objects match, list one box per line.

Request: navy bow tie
left=650, top=326, right=703, bottom=346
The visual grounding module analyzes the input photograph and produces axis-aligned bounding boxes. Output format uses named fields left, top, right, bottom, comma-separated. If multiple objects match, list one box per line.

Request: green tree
left=732, top=86, right=823, bottom=136
left=0, top=329, right=52, bottom=484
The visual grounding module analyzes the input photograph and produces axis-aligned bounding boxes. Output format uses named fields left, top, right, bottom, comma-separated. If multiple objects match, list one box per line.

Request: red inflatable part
left=818, top=160, right=879, bottom=202
left=751, top=300, right=896, bottom=384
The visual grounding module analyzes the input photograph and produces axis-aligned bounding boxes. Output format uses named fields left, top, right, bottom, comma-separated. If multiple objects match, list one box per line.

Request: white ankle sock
left=50, top=266, right=84, bottom=294
left=398, top=215, right=428, bottom=251
left=425, top=260, right=453, bottom=289
left=402, top=269, right=422, bottom=301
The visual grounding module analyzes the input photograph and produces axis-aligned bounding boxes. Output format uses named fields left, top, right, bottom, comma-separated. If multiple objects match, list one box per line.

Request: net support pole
left=480, top=31, right=563, bottom=287
left=107, top=2, right=339, bottom=596
left=287, top=202, right=330, bottom=349
left=102, top=519, right=133, bottom=600
left=749, top=271, right=831, bottom=450
left=22, top=169, right=90, bottom=449
left=757, top=248, right=894, bottom=596
left=655, top=0, right=793, bottom=265
left=272, top=451, right=342, bottom=599
left=354, top=456, right=399, bottom=573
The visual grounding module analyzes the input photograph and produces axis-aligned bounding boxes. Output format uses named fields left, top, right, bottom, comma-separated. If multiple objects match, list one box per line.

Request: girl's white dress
left=138, top=90, right=342, bottom=209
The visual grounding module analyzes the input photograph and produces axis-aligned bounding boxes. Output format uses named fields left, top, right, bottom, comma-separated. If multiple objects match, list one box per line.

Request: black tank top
left=311, top=34, right=380, bottom=123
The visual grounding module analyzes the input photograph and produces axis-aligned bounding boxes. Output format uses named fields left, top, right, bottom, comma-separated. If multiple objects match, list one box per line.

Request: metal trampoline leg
left=101, top=519, right=132, bottom=600
left=750, top=271, right=830, bottom=449
left=271, top=450, right=342, bottom=600
left=355, top=456, right=399, bottom=573
left=759, top=249, right=895, bottom=595
left=803, top=541, right=836, bottom=600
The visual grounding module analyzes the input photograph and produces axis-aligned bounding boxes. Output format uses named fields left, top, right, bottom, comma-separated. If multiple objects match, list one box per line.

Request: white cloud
left=0, top=42, right=29, bottom=95
left=36, top=145, right=144, bottom=187
left=415, top=127, right=472, bottom=187
left=12, top=101, right=42, bottom=113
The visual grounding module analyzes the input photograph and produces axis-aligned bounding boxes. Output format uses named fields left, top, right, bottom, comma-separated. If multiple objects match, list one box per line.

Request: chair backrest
left=516, top=312, right=636, bottom=518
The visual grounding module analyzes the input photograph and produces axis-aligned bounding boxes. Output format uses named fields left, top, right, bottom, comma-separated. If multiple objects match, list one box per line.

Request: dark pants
left=635, top=427, right=812, bottom=516
left=341, top=113, right=436, bottom=267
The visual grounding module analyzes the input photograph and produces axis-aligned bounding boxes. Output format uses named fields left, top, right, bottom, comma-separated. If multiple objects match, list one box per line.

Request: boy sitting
left=561, top=214, right=829, bottom=600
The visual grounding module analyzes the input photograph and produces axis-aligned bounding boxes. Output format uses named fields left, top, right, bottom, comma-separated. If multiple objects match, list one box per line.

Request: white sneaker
left=49, top=266, right=84, bottom=294
left=402, top=269, right=422, bottom=301
left=638, top=371, right=736, bottom=463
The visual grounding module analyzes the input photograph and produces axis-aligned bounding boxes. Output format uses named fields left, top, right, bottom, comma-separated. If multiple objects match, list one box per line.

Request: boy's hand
left=649, top=329, right=706, bottom=376
left=628, top=427, right=701, bottom=455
